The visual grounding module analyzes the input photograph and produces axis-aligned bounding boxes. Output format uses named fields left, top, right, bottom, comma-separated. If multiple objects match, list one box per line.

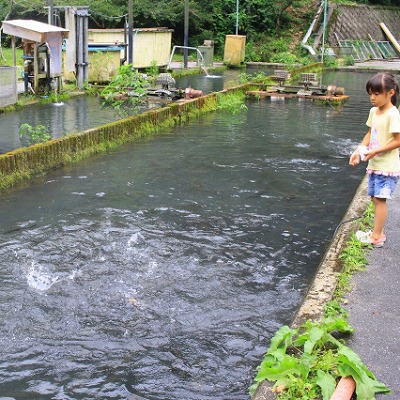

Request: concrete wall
left=0, top=67, right=18, bottom=107
left=88, top=28, right=173, bottom=69
left=329, top=4, right=400, bottom=45
left=223, top=35, right=246, bottom=66
left=0, top=87, right=229, bottom=189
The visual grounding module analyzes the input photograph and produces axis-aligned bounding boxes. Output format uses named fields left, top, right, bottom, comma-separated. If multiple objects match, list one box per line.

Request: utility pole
left=128, top=0, right=133, bottom=64
left=321, top=0, right=328, bottom=62
left=235, top=0, right=239, bottom=35
left=184, top=0, right=189, bottom=68
left=48, top=0, right=54, bottom=25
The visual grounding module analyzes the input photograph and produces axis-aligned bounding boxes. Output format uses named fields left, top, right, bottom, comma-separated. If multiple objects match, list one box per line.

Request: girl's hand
left=363, top=150, right=377, bottom=162
left=349, top=151, right=360, bottom=166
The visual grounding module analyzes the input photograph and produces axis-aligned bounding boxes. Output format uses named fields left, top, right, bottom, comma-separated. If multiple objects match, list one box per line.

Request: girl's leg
left=371, top=196, right=387, bottom=240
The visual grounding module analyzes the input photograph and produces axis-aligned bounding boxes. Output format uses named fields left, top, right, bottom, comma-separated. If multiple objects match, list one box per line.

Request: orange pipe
left=184, top=87, right=203, bottom=99
left=330, top=376, right=356, bottom=400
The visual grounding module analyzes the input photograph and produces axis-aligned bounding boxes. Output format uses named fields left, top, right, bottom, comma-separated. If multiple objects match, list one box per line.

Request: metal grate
left=270, top=70, right=291, bottom=86
left=155, top=73, right=176, bottom=89
left=338, top=40, right=397, bottom=61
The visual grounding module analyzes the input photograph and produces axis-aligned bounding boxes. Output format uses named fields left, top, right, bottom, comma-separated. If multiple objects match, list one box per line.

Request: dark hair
left=366, top=72, right=399, bottom=106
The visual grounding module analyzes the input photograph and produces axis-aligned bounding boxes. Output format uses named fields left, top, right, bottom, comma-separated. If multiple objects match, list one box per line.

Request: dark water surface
left=0, top=69, right=242, bottom=154
left=0, top=96, right=121, bottom=154
left=0, top=70, right=386, bottom=399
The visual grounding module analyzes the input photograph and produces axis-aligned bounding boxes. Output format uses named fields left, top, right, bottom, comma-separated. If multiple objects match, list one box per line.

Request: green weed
left=250, top=312, right=389, bottom=399
left=216, top=92, right=247, bottom=114
left=250, top=201, right=388, bottom=399
left=100, top=64, right=148, bottom=117
left=19, top=123, right=51, bottom=145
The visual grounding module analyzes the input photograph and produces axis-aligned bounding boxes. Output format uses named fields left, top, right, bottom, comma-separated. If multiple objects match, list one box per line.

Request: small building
left=88, top=27, right=173, bottom=69
left=2, top=19, right=69, bottom=94
left=62, top=42, right=125, bottom=83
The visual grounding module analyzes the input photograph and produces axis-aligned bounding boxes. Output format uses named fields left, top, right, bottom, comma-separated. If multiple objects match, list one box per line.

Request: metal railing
left=167, top=46, right=205, bottom=70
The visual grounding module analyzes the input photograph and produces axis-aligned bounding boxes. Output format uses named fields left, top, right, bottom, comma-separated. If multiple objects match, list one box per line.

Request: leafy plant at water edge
left=145, top=60, right=160, bottom=80
left=323, top=55, right=339, bottom=68
left=100, top=64, right=149, bottom=117
left=343, top=55, right=355, bottom=66
left=336, top=233, right=369, bottom=298
left=250, top=201, right=387, bottom=399
left=19, top=123, right=51, bottom=145
left=239, top=71, right=270, bottom=85
left=335, top=201, right=373, bottom=298
left=39, top=92, right=70, bottom=105
left=216, top=92, right=247, bottom=114
left=249, top=313, right=390, bottom=399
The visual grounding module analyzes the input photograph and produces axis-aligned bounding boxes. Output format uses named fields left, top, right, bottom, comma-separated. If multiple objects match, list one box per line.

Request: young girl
left=349, top=72, right=400, bottom=247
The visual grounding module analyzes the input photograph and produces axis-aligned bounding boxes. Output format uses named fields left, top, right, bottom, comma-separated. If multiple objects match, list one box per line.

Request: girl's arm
left=349, top=129, right=371, bottom=166
left=363, top=132, right=400, bottom=161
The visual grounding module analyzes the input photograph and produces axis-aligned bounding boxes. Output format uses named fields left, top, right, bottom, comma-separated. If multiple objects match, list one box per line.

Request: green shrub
left=343, top=55, right=355, bottom=66
left=19, top=123, right=51, bottom=146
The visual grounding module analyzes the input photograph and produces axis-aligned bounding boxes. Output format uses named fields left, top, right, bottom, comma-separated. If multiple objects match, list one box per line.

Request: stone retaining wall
left=329, top=4, right=400, bottom=45
left=0, top=82, right=273, bottom=191
left=0, top=90, right=224, bottom=189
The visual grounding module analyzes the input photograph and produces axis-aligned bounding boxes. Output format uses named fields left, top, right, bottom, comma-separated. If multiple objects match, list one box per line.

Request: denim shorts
left=368, top=173, right=399, bottom=199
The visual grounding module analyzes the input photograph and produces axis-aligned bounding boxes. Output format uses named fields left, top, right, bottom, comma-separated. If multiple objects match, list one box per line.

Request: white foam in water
left=128, top=232, right=145, bottom=246
left=27, top=262, right=60, bottom=292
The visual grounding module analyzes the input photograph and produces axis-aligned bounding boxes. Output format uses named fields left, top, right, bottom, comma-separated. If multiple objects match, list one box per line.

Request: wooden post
left=380, top=23, right=400, bottom=54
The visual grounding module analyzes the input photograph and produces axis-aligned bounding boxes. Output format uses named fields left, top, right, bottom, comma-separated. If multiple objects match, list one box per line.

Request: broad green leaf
left=337, top=347, right=391, bottom=399
left=268, top=325, right=295, bottom=353
left=254, top=354, right=298, bottom=382
left=323, top=316, right=354, bottom=334
left=304, top=326, right=324, bottom=354
left=257, top=354, right=277, bottom=370
left=315, top=370, right=336, bottom=400
left=298, top=353, right=317, bottom=379
left=338, top=363, right=376, bottom=400
left=338, top=346, right=375, bottom=379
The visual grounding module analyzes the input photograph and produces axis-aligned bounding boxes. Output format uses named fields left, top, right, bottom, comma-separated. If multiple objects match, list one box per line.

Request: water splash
left=27, top=262, right=60, bottom=292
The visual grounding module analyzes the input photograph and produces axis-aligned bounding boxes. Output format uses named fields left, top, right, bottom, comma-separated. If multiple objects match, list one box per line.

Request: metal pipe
left=184, top=0, right=189, bottom=68
left=128, top=0, right=133, bottom=64
left=48, top=0, right=54, bottom=25
left=167, top=45, right=204, bottom=70
left=83, top=12, right=89, bottom=83
left=301, top=0, right=324, bottom=57
left=321, top=0, right=328, bottom=62
left=235, top=0, right=239, bottom=35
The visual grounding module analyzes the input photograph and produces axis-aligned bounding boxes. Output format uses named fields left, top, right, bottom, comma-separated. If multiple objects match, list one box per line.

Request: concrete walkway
left=251, top=58, right=400, bottom=400
left=341, top=59, right=400, bottom=399
left=338, top=59, right=400, bottom=73
left=345, top=182, right=400, bottom=399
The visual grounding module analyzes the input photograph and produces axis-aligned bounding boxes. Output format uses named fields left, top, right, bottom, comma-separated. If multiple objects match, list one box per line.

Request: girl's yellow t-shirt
left=366, top=106, right=400, bottom=173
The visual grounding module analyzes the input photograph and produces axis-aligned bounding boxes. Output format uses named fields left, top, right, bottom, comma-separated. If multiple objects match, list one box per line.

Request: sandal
left=356, top=230, right=386, bottom=248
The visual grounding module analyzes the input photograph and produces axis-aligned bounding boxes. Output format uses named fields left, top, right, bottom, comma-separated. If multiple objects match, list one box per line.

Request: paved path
left=346, top=182, right=400, bottom=399
left=341, top=58, right=400, bottom=399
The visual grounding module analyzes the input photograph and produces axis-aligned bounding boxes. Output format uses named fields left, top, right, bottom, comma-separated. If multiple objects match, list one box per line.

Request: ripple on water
left=0, top=72, right=369, bottom=398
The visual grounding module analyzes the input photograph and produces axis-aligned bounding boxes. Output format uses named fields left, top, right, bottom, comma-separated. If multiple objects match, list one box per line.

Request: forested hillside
left=0, top=0, right=399, bottom=61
